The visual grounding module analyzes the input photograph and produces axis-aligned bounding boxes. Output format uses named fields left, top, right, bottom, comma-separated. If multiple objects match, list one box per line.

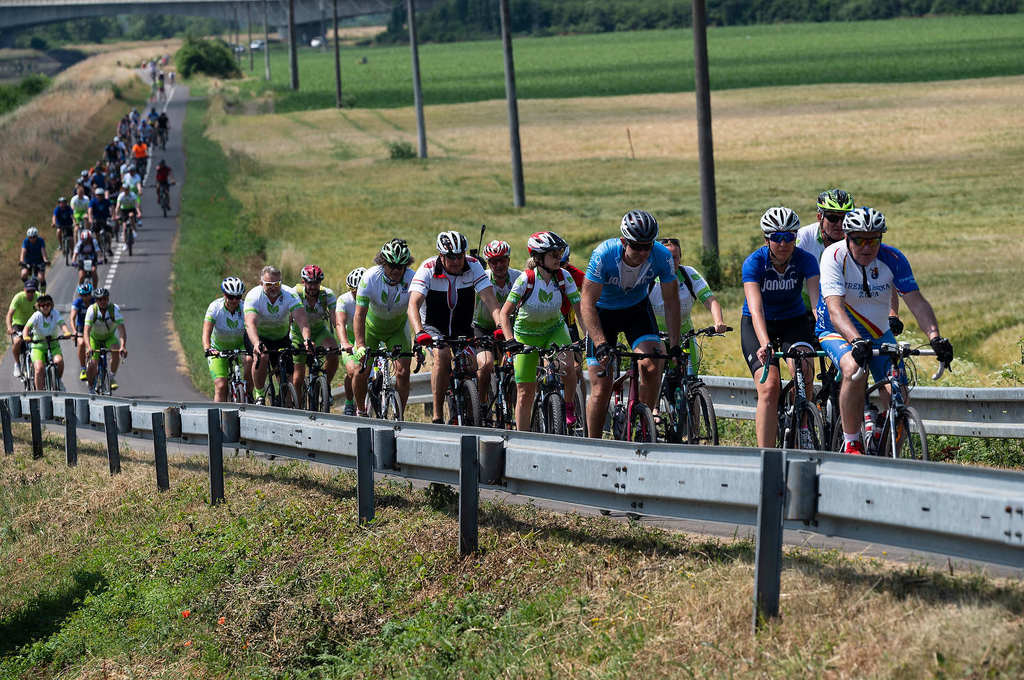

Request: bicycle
left=205, top=349, right=249, bottom=404
left=257, top=346, right=298, bottom=409
left=20, top=261, right=48, bottom=289
left=96, top=226, right=113, bottom=258
left=812, top=354, right=842, bottom=453
left=430, top=336, right=483, bottom=427
left=157, top=127, right=168, bottom=150
left=92, top=347, right=117, bottom=396
left=600, top=345, right=667, bottom=443
left=515, top=340, right=585, bottom=436
left=301, top=346, right=341, bottom=413
left=657, top=325, right=731, bottom=445
left=479, top=338, right=517, bottom=430
left=360, top=345, right=424, bottom=421
left=27, top=335, right=74, bottom=392
left=842, top=342, right=947, bottom=460
left=759, top=342, right=827, bottom=451
left=157, top=181, right=174, bottom=218
left=11, top=332, right=35, bottom=391
left=58, top=228, right=74, bottom=266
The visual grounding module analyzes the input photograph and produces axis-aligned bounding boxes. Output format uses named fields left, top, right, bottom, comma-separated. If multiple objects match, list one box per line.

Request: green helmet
left=816, top=189, right=855, bottom=213
left=380, top=238, right=412, bottom=266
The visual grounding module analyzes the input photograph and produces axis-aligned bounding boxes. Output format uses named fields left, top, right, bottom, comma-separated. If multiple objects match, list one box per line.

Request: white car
left=310, top=36, right=325, bottom=48
left=250, top=39, right=265, bottom=51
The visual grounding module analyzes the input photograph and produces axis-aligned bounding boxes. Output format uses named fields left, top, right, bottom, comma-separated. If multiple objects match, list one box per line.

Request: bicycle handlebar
left=358, top=345, right=425, bottom=374
left=757, top=343, right=826, bottom=384
left=849, top=343, right=948, bottom=382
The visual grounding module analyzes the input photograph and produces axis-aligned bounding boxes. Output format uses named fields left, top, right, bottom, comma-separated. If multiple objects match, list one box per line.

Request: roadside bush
left=175, top=36, right=240, bottom=79
left=386, top=140, right=417, bottom=160
left=0, top=74, right=51, bottom=115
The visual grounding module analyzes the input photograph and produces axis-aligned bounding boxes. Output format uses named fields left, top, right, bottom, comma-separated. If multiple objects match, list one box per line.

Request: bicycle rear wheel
left=687, top=385, right=719, bottom=446
left=657, top=385, right=682, bottom=443
left=885, top=406, right=929, bottom=461
left=544, top=392, right=566, bottom=435
left=382, top=390, right=404, bottom=421
left=570, top=383, right=588, bottom=438
left=628, top=403, right=657, bottom=443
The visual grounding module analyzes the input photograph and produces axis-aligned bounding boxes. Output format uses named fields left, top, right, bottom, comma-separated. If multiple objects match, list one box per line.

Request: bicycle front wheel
left=657, top=387, right=682, bottom=443
left=458, top=381, right=481, bottom=427
left=383, top=390, right=404, bottom=421
left=230, top=379, right=247, bottom=404
left=316, top=376, right=331, bottom=413
left=793, top=401, right=826, bottom=451
left=628, top=403, right=657, bottom=443
left=280, top=381, right=299, bottom=410
left=687, top=385, right=719, bottom=446
left=886, top=406, right=929, bottom=461
left=544, top=392, right=566, bottom=435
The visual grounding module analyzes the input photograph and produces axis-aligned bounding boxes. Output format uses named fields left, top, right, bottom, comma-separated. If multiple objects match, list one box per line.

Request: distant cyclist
left=580, top=210, right=681, bottom=439
left=291, top=265, right=340, bottom=402
left=115, top=185, right=140, bottom=239
left=352, top=239, right=416, bottom=416
left=22, top=294, right=72, bottom=390
left=71, top=229, right=103, bottom=286
left=243, top=265, right=312, bottom=404
left=20, top=227, right=49, bottom=292
left=88, top=188, right=114, bottom=255
left=203, top=277, right=251, bottom=402
left=84, top=287, right=127, bottom=392
left=52, top=196, right=74, bottom=250
left=335, top=267, right=365, bottom=414
left=69, top=282, right=94, bottom=381
left=816, top=206, right=953, bottom=455
left=70, top=185, right=90, bottom=233
left=473, top=239, right=522, bottom=407
left=7, top=278, right=40, bottom=380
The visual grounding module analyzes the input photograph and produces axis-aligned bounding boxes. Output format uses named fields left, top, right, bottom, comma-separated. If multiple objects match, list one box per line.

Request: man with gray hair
left=244, top=265, right=312, bottom=405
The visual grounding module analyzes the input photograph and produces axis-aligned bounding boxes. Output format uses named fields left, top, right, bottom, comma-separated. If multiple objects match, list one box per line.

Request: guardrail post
left=208, top=408, right=224, bottom=505
left=221, top=409, right=240, bottom=444
left=39, top=395, right=53, bottom=421
left=478, top=437, right=505, bottom=485
left=64, top=397, right=77, bottom=467
left=459, top=435, right=479, bottom=556
left=152, top=411, right=169, bottom=491
left=357, top=427, right=374, bottom=523
left=115, top=405, right=131, bottom=434
left=164, top=406, right=182, bottom=438
left=103, top=405, right=120, bottom=475
left=784, top=458, right=818, bottom=522
left=7, top=395, right=22, bottom=419
left=1, top=398, right=13, bottom=454
left=29, top=397, right=43, bottom=459
left=372, top=427, right=395, bottom=470
left=753, top=449, right=785, bottom=632
left=74, top=398, right=90, bottom=428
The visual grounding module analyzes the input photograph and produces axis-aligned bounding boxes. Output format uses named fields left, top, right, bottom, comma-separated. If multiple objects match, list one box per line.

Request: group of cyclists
left=204, top=188, right=952, bottom=455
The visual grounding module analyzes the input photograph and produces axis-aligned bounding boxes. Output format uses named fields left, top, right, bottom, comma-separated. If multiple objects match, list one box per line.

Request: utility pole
left=248, top=2, right=254, bottom=72
left=333, top=0, right=342, bottom=107
left=692, top=0, right=719, bottom=258
left=498, top=0, right=525, bottom=207
left=263, top=0, right=271, bottom=81
left=407, top=0, right=427, bottom=158
left=288, top=0, right=299, bottom=90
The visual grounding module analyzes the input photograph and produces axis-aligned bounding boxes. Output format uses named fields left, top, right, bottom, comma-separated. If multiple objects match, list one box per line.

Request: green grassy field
left=239, top=15, right=1024, bottom=111
left=2, top=434, right=1022, bottom=678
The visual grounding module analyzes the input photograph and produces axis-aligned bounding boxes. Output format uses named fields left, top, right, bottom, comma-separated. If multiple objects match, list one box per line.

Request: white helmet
left=346, top=267, right=366, bottom=289
left=842, top=206, right=887, bottom=235
left=620, top=209, right=659, bottom=242
left=26, top=226, right=39, bottom=238
left=527, top=231, right=568, bottom=257
left=435, top=231, right=468, bottom=256
left=221, top=276, right=245, bottom=296
left=759, top=207, right=801, bottom=234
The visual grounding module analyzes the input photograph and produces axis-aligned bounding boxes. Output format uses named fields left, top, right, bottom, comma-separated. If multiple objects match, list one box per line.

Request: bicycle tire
left=459, top=380, right=481, bottom=427
left=46, top=364, right=59, bottom=392
left=628, top=403, right=657, bottom=443
left=529, top=397, right=545, bottom=433
left=230, top=379, right=247, bottom=404
left=499, top=374, right=516, bottom=429
left=885, top=406, right=929, bottom=461
left=98, top=368, right=111, bottom=396
left=793, top=401, right=826, bottom=451
left=383, top=390, right=404, bottom=421
left=657, top=388, right=682, bottom=443
left=280, top=381, right=299, bottom=410
left=570, top=383, right=588, bottom=438
left=687, top=385, right=719, bottom=446
left=544, top=392, right=566, bottom=435
left=316, top=375, right=331, bottom=413
left=610, top=402, right=625, bottom=440
left=367, top=372, right=384, bottom=418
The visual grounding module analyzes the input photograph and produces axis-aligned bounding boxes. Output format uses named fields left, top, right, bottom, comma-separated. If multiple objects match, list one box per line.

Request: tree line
left=12, top=16, right=227, bottom=50
left=377, top=0, right=1021, bottom=43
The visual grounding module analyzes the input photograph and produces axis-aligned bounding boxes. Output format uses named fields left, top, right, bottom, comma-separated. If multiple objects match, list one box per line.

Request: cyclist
left=500, top=231, right=582, bottom=431
left=70, top=185, right=90, bottom=234
left=352, top=239, right=416, bottom=416
left=291, top=265, right=339, bottom=403
left=22, top=294, right=72, bottom=389
left=243, top=265, right=312, bottom=404
left=69, top=283, right=93, bottom=381
left=105, top=137, right=122, bottom=167
left=71, top=229, right=103, bottom=286
left=473, top=240, right=522, bottom=408
left=121, top=166, right=142, bottom=198
left=20, top=227, right=49, bottom=292
left=816, top=207, right=953, bottom=455
left=88, top=163, right=107, bottom=194
left=580, top=210, right=681, bottom=439
left=203, top=277, right=251, bottom=402
left=336, top=267, right=365, bottom=414
left=649, top=237, right=727, bottom=375
left=157, top=111, right=170, bottom=145
left=741, top=207, right=820, bottom=449
left=88, top=188, right=115, bottom=256
left=155, top=159, right=174, bottom=207
left=115, top=185, right=140, bottom=239
left=84, top=287, right=127, bottom=392
left=131, top=138, right=148, bottom=176
left=7, top=278, right=40, bottom=380
left=559, top=244, right=586, bottom=342
left=407, top=231, right=501, bottom=423
left=147, top=106, right=159, bottom=124
left=52, top=196, right=74, bottom=252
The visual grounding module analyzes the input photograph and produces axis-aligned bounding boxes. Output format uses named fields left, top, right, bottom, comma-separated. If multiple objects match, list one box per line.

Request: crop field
left=240, top=15, right=1024, bottom=111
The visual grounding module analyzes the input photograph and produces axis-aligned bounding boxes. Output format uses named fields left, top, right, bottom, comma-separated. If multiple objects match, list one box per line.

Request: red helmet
left=300, top=264, right=324, bottom=283
left=482, top=240, right=511, bottom=259
left=527, top=231, right=567, bottom=257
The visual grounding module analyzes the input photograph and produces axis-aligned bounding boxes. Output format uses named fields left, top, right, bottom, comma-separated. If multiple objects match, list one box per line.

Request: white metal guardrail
left=4, top=391, right=1023, bottom=631
left=340, top=373, right=1024, bottom=438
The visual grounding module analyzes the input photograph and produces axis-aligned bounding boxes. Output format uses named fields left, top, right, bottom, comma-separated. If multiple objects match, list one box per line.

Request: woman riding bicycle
left=22, top=294, right=72, bottom=390
left=740, top=207, right=820, bottom=448
left=499, top=231, right=582, bottom=432
left=204, top=277, right=252, bottom=402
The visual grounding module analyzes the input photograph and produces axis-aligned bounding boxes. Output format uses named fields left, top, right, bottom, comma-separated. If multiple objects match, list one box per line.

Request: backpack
left=649, top=266, right=698, bottom=300
left=515, top=267, right=567, bottom=314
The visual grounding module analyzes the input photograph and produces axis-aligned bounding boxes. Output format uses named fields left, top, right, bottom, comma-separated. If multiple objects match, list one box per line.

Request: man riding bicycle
left=71, top=229, right=103, bottom=286
left=69, top=282, right=94, bottom=381
left=70, top=185, right=90, bottom=235
left=88, top=188, right=115, bottom=256
left=407, top=231, right=501, bottom=423
left=155, top=159, right=174, bottom=207
left=352, top=239, right=416, bottom=417
left=115, top=186, right=141, bottom=239
left=7, top=278, right=40, bottom=380
left=580, top=210, right=681, bottom=439
left=243, top=265, right=312, bottom=405
left=290, top=265, right=340, bottom=403
left=52, top=196, right=74, bottom=252
left=816, top=206, right=953, bottom=455
left=84, top=287, right=127, bottom=392
left=20, top=227, right=49, bottom=292
left=473, top=240, right=522, bottom=409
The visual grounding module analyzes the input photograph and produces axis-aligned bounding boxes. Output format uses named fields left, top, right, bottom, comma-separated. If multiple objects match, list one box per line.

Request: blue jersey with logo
left=22, top=237, right=46, bottom=264
left=584, top=238, right=675, bottom=310
left=741, top=246, right=819, bottom=320
left=53, top=204, right=74, bottom=227
left=71, top=296, right=90, bottom=331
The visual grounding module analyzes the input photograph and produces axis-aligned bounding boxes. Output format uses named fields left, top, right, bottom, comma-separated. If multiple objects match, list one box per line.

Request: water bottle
left=863, top=405, right=877, bottom=442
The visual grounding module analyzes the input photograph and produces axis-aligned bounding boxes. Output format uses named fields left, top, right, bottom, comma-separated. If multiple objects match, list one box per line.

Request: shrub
left=386, top=140, right=417, bottom=160
left=175, top=36, right=241, bottom=79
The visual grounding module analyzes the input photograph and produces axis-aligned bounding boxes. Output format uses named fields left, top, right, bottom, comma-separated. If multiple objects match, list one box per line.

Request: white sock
left=843, top=432, right=860, bottom=445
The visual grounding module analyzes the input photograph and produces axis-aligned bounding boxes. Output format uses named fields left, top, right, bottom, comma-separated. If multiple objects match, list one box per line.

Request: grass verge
left=1, top=431, right=1022, bottom=677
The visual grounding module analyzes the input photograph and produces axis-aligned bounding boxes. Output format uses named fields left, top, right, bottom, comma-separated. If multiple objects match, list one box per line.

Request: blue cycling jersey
left=740, top=246, right=819, bottom=320
left=53, top=205, right=73, bottom=227
left=89, top=198, right=111, bottom=222
left=584, top=238, right=675, bottom=310
left=22, top=237, right=46, bottom=264
left=72, top=296, right=90, bottom=331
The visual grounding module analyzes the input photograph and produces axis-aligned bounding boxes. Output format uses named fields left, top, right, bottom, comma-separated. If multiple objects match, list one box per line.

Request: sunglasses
left=441, top=252, right=465, bottom=259
left=849, top=235, right=882, bottom=246
left=625, top=240, right=653, bottom=251
left=225, top=294, right=242, bottom=301
left=261, top=280, right=282, bottom=288
left=658, top=238, right=680, bottom=247
left=822, top=212, right=847, bottom=223
left=767, top=232, right=797, bottom=244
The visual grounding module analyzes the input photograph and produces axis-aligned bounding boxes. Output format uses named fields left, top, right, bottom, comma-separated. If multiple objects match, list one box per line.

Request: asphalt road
left=3, top=83, right=204, bottom=402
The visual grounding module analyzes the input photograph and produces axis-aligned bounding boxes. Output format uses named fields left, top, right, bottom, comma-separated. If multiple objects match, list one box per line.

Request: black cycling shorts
left=740, top=313, right=816, bottom=375
left=244, top=334, right=293, bottom=372
left=585, top=298, right=660, bottom=365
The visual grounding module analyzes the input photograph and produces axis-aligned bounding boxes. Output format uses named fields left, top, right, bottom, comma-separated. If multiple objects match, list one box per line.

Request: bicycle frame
left=604, top=346, right=667, bottom=441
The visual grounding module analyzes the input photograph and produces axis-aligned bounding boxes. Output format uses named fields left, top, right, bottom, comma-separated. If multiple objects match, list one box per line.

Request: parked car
left=250, top=39, right=265, bottom=51
left=310, top=36, right=325, bottom=48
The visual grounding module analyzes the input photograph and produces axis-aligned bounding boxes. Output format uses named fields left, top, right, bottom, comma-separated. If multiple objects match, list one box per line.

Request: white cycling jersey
left=356, top=265, right=414, bottom=337
left=243, top=285, right=301, bottom=340
left=205, top=298, right=245, bottom=350
left=338, top=291, right=356, bottom=340
left=25, top=309, right=65, bottom=340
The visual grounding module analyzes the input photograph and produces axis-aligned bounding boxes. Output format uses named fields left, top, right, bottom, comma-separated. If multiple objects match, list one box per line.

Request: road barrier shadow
left=0, top=570, right=107, bottom=656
